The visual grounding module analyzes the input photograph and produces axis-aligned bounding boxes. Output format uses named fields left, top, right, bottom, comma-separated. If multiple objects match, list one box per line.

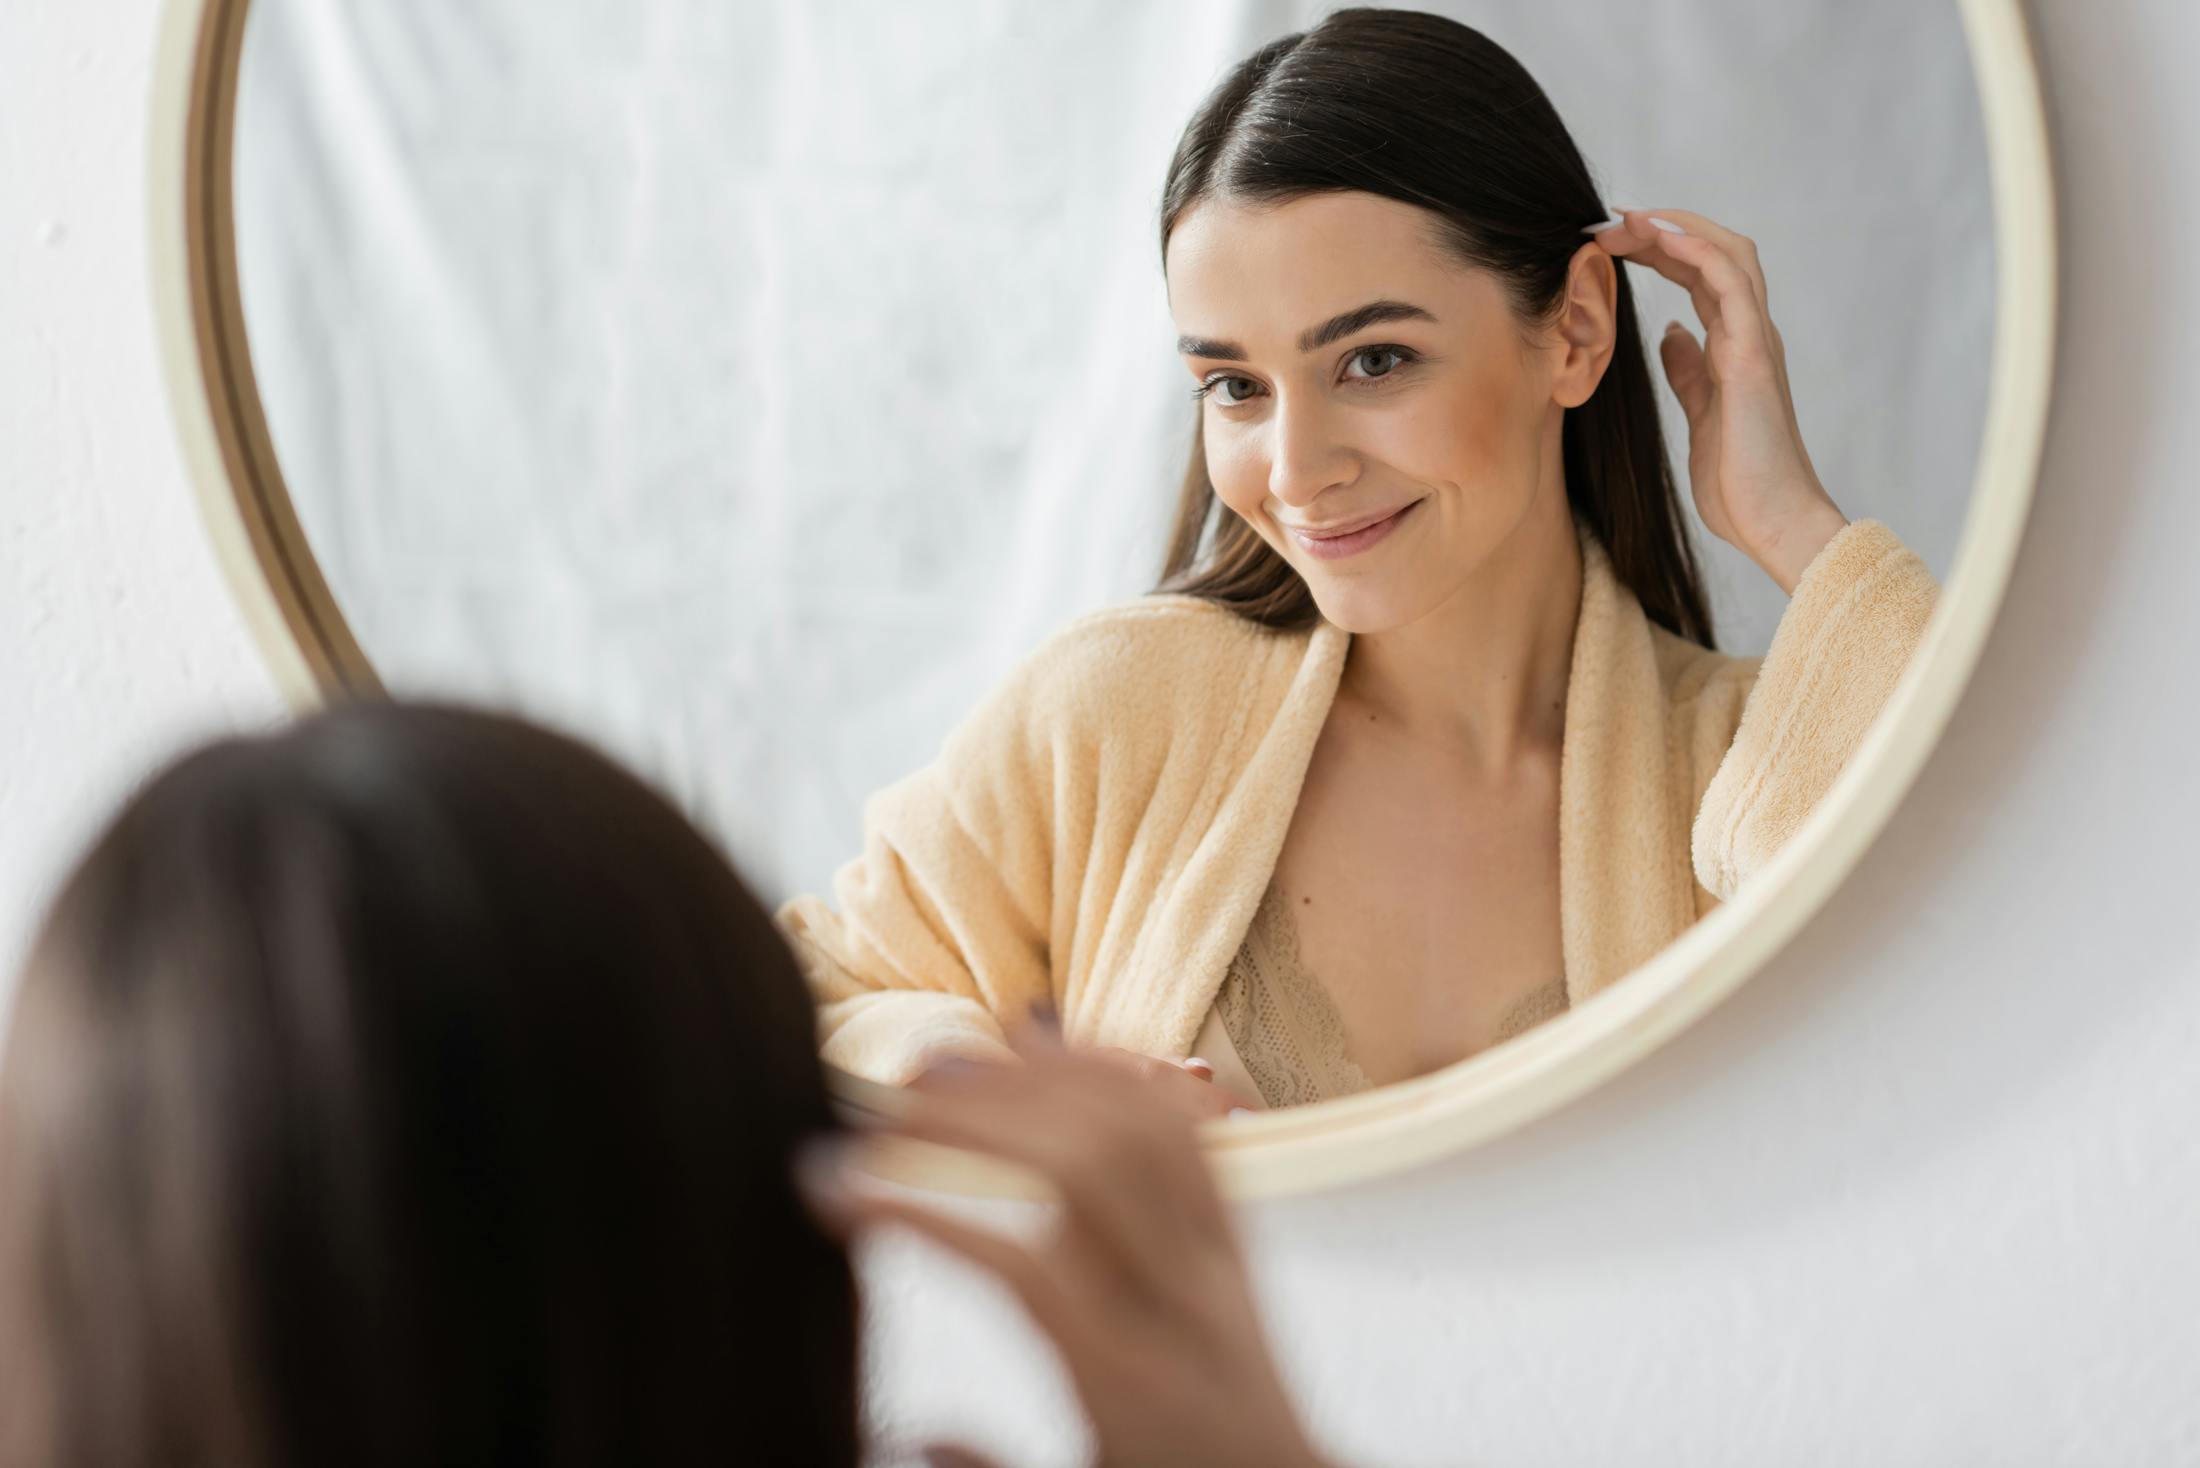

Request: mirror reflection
left=233, top=2, right=1988, bottom=1112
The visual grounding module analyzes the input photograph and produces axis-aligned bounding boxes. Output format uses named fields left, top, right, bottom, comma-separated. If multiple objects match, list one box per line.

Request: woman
left=778, top=7, right=1938, bottom=1112
left=0, top=704, right=1334, bottom=1468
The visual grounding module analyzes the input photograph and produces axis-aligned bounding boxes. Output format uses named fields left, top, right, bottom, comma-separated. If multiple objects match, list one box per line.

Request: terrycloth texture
left=777, top=517, right=1940, bottom=1085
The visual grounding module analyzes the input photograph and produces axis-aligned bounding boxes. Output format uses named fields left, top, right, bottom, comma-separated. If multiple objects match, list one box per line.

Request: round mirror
left=152, top=0, right=2055, bottom=1195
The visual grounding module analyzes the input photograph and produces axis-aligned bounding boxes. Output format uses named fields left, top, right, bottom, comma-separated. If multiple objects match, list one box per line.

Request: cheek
left=1370, top=379, right=1519, bottom=486
left=1204, top=428, right=1270, bottom=522
left=1199, top=365, right=1534, bottom=521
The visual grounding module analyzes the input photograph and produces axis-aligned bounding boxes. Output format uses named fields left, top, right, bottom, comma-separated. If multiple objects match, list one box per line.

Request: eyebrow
left=1175, top=299, right=1439, bottom=361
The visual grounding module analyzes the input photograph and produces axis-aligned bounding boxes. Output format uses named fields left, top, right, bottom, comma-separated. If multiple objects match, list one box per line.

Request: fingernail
left=1648, top=215, right=1686, bottom=235
left=1581, top=215, right=1623, bottom=235
left=1665, top=319, right=1685, bottom=335
left=1182, top=1056, right=1213, bottom=1071
left=1228, top=1107, right=1255, bottom=1119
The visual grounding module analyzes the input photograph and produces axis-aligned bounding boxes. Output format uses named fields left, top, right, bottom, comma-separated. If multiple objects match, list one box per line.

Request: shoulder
left=1004, top=593, right=1314, bottom=712
left=1651, top=519, right=1938, bottom=718
left=938, top=594, right=1317, bottom=766
left=1650, top=621, right=1760, bottom=702
left=1051, top=591, right=1299, bottom=651
left=1648, top=621, right=1761, bottom=749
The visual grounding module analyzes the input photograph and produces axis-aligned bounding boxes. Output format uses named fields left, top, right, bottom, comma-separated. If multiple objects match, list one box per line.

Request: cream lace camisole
left=1212, top=879, right=1571, bottom=1109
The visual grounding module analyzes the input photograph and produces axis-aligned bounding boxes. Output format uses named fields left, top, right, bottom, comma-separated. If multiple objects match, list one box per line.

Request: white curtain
left=233, top=0, right=1991, bottom=904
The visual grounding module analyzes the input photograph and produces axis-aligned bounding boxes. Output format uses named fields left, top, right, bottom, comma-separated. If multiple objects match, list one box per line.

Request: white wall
left=2, top=3, right=2194, bottom=1466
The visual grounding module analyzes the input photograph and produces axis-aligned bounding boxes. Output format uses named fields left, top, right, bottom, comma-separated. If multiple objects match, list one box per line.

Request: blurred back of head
left=0, top=701, right=858, bottom=1468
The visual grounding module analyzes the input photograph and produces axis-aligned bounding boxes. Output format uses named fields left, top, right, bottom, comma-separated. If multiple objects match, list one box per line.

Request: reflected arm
left=1690, top=518, right=1942, bottom=901
left=775, top=657, right=1064, bottom=1085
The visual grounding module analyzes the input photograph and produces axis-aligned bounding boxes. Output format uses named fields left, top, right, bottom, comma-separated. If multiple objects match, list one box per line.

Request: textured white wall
left=2, top=3, right=2194, bottom=1466
left=0, top=1, right=285, bottom=978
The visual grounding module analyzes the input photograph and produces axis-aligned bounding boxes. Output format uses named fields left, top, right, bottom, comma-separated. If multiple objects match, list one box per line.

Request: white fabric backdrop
left=232, top=0, right=1990, bottom=906
left=18, top=4, right=2200, bottom=1462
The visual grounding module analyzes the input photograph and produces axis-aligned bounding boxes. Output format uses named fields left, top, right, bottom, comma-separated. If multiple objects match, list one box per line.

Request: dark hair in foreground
left=0, top=702, right=858, bottom=1468
left=1155, top=5, right=1715, bottom=647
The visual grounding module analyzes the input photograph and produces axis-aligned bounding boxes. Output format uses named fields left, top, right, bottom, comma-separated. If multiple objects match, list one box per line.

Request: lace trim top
left=1215, top=881, right=1571, bottom=1109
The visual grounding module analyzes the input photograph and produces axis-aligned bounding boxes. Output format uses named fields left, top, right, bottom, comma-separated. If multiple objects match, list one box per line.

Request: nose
left=1265, top=392, right=1357, bottom=509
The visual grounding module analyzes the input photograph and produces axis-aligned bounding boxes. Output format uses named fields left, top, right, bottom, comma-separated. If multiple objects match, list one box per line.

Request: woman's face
left=1164, top=190, right=1615, bottom=632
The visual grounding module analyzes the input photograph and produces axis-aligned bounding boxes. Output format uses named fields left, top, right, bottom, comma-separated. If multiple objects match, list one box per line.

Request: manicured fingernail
left=1228, top=1107, right=1255, bottom=1119
left=1665, top=319, right=1685, bottom=335
left=1182, top=1056, right=1213, bottom=1071
left=1648, top=215, right=1686, bottom=235
left=1581, top=215, right=1624, bottom=235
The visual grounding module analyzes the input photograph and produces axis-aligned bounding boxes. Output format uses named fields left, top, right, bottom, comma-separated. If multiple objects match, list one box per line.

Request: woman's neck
left=1333, top=490, right=1583, bottom=772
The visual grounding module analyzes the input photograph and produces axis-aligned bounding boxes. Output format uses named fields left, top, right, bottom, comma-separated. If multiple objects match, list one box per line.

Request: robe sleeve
left=773, top=648, right=1065, bottom=1086
left=1690, top=518, right=1941, bottom=900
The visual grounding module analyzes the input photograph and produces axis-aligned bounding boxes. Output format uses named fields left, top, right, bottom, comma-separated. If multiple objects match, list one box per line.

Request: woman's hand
left=1083, top=1046, right=1259, bottom=1120
left=910, top=1046, right=1258, bottom=1123
left=803, top=1020, right=1332, bottom=1468
left=1586, top=206, right=1850, bottom=594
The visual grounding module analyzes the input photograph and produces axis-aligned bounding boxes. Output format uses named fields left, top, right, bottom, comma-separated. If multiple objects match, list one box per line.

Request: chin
left=1299, top=578, right=1429, bottom=635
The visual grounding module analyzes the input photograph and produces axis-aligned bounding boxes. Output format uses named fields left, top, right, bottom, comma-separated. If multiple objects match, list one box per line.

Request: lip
left=1284, top=500, right=1422, bottom=560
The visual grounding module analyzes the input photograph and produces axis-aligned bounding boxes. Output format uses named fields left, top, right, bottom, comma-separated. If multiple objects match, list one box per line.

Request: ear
left=1550, top=242, right=1619, bottom=409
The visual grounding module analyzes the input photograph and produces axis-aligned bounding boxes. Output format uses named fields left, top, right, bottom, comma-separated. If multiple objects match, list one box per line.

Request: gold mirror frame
left=149, top=0, right=2057, bottom=1199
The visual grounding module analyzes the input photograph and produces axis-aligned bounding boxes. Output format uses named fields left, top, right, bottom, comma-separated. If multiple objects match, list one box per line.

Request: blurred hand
left=802, top=1019, right=1331, bottom=1468
left=1081, top=1045, right=1259, bottom=1120
left=909, top=1044, right=1258, bottom=1123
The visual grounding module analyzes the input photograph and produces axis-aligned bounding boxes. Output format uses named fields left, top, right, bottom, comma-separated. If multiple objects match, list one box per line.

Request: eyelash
left=1191, top=344, right=1421, bottom=406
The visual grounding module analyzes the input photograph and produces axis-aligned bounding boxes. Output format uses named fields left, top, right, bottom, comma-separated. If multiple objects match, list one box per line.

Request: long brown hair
left=1155, top=6, right=1715, bottom=647
left=0, top=703, right=858, bottom=1468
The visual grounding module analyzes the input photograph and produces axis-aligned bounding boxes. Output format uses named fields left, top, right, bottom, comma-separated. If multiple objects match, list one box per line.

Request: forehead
left=1164, top=191, right=1474, bottom=328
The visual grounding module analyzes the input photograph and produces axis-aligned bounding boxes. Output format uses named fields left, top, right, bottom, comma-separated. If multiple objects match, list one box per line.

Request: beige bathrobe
left=777, top=516, right=1939, bottom=1085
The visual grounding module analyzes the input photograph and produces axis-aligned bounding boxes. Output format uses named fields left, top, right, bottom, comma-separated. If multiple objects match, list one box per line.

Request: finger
left=907, top=1032, right=1229, bottom=1180
left=1658, top=321, right=1714, bottom=424
left=1091, top=1048, right=1247, bottom=1118
left=1149, top=1065, right=1250, bottom=1118
left=824, top=1188, right=1093, bottom=1353
left=1600, top=219, right=1729, bottom=340
left=1611, top=210, right=1784, bottom=380
left=1608, top=227, right=1795, bottom=429
left=924, top=1044, right=1247, bottom=1169
left=891, top=1073, right=1234, bottom=1242
left=852, top=1042, right=1245, bottom=1316
left=1582, top=213, right=1657, bottom=258
left=881, top=1054, right=1240, bottom=1285
left=993, top=1028, right=1220, bottom=1115
left=1649, top=229, right=1778, bottom=378
left=1616, top=207, right=1769, bottom=312
left=907, top=1053, right=1019, bottom=1094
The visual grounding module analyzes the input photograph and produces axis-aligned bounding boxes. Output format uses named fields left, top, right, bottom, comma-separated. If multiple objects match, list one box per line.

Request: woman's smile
left=1284, top=498, right=1425, bottom=560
